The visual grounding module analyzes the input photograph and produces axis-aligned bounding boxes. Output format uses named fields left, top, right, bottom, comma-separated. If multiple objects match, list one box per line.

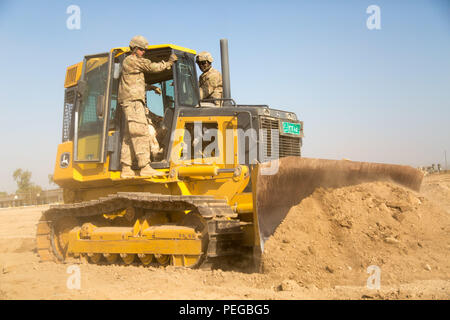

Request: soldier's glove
left=146, top=85, right=162, bottom=95
left=168, top=54, right=178, bottom=64
left=153, top=87, right=162, bottom=95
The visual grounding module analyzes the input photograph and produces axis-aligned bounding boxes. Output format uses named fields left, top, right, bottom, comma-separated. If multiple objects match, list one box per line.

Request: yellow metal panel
left=111, top=44, right=196, bottom=56
left=172, top=255, right=201, bottom=267
left=77, top=163, right=99, bottom=170
left=76, top=134, right=101, bottom=160
left=69, top=238, right=202, bottom=255
left=90, top=227, right=132, bottom=241
left=176, top=182, right=192, bottom=196
left=170, top=116, right=238, bottom=167
left=85, top=56, right=109, bottom=73
left=53, top=141, right=75, bottom=183
left=64, top=62, right=83, bottom=88
left=142, top=226, right=197, bottom=239
left=53, top=141, right=116, bottom=187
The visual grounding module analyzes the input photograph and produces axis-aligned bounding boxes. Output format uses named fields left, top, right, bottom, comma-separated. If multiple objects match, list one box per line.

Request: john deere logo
left=60, top=153, right=70, bottom=168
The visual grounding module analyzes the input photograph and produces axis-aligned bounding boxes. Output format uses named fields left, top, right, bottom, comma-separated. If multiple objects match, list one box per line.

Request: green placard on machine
left=282, top=122, right=301, bottom=135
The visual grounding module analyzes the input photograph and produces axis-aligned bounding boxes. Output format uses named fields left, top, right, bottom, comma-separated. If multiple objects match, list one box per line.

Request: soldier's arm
left=138, top=54, right=177, bottom=74
left=138, top=58, right=171, bottom=73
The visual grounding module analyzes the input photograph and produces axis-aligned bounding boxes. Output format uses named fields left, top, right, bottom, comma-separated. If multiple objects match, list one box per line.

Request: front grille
left=62, top=89, right=76, bottom=142
left=260, top=117, right=301, bottom=161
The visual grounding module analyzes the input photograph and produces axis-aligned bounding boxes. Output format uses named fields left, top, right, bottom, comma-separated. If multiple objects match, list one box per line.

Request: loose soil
left=0, top=173, right=449, bottom=300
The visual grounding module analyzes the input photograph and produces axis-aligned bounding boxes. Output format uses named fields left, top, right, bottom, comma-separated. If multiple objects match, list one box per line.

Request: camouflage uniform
left=118, top=54, right=171, bottom=168
left=199, top=67, right=223, bottom=106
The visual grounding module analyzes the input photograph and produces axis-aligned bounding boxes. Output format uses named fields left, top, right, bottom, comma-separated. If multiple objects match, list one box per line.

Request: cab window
left=176, top=56, right=199, bottom=107
left=76, top=54, right=109, bottom=161
left=146, top=79, right=175, bottom=117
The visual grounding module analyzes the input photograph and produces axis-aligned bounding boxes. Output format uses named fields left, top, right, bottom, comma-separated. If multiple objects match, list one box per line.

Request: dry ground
left=0, top=173, right=449, bottom=300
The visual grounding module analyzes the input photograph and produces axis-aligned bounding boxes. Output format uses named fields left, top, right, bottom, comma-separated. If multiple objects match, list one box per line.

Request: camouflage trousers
left=120, top=100, right=160, bottom=168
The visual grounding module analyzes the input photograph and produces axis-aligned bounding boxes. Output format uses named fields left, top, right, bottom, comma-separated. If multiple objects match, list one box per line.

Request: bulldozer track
left=36, top=192, right=244, bottom=267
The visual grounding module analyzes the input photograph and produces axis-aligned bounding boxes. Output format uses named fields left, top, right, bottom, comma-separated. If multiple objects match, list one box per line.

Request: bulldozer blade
left=251, top=156, right=424, bottom=254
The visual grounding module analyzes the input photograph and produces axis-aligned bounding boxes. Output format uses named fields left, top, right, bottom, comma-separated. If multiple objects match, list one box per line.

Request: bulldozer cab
left=71, top=45, right=199, bottom=170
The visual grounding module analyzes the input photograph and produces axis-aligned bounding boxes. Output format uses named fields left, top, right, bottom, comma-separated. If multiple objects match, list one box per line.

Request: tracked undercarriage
left=36, top=193, right=244, bottom=268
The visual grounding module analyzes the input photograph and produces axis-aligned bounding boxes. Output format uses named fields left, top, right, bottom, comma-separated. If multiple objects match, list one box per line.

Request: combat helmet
left=129, top=35, right=149, bottom=50
left=196, top=51, right=214, bottom=63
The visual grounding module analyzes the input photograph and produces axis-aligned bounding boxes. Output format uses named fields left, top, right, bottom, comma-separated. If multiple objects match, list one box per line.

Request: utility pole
left=445, top=150, right=448, bottom=171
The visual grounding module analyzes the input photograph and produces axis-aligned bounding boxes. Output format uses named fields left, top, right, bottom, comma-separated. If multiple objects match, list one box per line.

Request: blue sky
left=0, top=0, right=449, bottom=193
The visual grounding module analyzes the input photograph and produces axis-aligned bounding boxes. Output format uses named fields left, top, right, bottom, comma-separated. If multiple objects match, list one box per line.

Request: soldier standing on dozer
left=196, top=51, right=223, bottom=106
left=118, top=35, right=178, bottom=178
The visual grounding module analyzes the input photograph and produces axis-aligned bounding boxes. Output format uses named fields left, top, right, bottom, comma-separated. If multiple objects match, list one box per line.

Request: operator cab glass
left=74, top=53, right=111, bottom=162
left=176, top=55, right=199, bottom=107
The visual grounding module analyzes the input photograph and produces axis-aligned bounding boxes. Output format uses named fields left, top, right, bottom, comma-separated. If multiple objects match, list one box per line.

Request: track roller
left=88, top=253, right=102, bottom=264
left=120, top=253, right=135, bottom=264
left=155, top=254, right=170, bottom=266
left=138, top=254, right=154, bottom=265
left=104, top=253, right=118, bottom=264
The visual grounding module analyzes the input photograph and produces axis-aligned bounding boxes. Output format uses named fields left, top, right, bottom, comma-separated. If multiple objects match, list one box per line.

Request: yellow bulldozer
left=36, top=39, right=423, bottom=269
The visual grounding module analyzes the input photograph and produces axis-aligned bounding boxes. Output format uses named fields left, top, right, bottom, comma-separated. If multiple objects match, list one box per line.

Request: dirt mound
left=262, top=181, right=450, bottom=288
left=421, top=173, right=450, bottom=214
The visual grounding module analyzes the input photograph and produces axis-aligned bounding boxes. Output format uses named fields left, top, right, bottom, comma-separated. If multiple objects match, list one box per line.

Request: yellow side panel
left=53, top=141, right=115, bottom=187
left=170, top=116, right=238, bottom=167
left=64, top=62, right=83, bottom=88
left=76, top=134, right=100, bottom=161
left=54, top=142, right=75, bottom=182
left=69, top=239, right=201, bottom=255
left=111, top=44, right=196, bottom=56
left=53, top=141, right=171, bottom=191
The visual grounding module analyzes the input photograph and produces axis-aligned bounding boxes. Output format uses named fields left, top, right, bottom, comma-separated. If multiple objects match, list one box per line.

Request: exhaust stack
left=220, top=39, right=231, bottom=106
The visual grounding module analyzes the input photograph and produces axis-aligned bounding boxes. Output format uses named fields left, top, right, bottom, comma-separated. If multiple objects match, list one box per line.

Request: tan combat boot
left=121, top=165, right=136, bottom=178
left=140, top=164, right=164, bottom=177
left=151, top=148, right=164, bottom=162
